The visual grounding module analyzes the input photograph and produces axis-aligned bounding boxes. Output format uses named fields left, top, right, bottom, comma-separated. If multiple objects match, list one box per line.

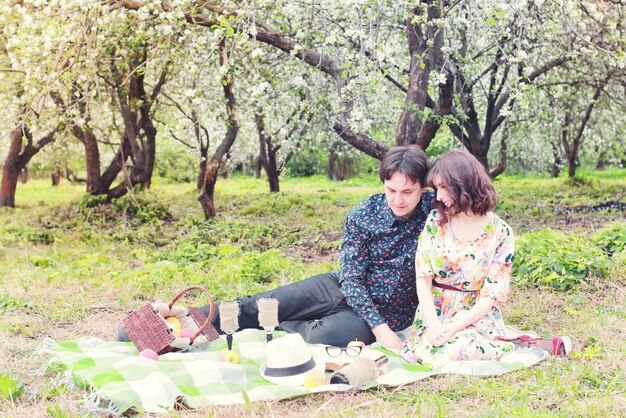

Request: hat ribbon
left=264, top=357, right=315, bottom=377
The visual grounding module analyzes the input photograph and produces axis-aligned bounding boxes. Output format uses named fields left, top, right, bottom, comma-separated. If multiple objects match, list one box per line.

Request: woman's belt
left=433, top=281, right=477, bottom=292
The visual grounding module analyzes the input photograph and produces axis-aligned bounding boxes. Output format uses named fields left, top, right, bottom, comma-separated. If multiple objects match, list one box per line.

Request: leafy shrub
left=23, top=229, right=54, bottom=244
left=236, top=250, right=298, bottom=284
left=207, top=248, right=306, bottom=298
left=564, top=175, right=596, bottom=188
left=73, top=193, right=172, bottom=224
left=210, top=219, right=298, bottom=248
left=592, top=222, right=626, bottom=256
left=240, top=193, right=308, bottom=216
left=158, top=218, right=298, bottom=265
left=157, top=240, right=219, bottom=264
left=112, top=196, right=172, bottom=223
left=0, top=373, right=24, bottom=400
left=77, top=194, right=108, bottom=211
left=0, top=292, right=22, bottom=312
left=514, top=229, right=608, bottom=291
left=28, top=255, right=53, bottom=267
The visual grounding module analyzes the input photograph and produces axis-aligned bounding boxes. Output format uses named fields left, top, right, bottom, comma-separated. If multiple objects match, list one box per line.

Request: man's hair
left=426, top=149, right=497, bottom=224
left=379, top=145, right=430, bottom=186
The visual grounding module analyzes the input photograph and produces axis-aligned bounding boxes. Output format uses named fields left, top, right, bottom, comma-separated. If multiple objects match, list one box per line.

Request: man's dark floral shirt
left=339, top=191, right=435, bottom=331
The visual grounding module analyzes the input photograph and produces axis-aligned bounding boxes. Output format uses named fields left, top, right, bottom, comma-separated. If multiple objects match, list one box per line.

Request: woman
left=405, top=150, right=571, bottom=364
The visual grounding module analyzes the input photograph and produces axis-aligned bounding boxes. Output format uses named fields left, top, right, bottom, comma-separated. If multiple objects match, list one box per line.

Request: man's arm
left=339, top=214, right=403, bottom=349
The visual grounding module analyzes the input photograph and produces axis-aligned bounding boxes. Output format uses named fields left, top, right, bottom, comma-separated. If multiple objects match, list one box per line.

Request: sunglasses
left=325, top=345, right=362, bottom=357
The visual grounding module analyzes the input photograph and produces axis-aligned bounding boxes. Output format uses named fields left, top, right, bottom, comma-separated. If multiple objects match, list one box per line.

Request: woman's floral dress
left=408, top=210, right=516, bottom=364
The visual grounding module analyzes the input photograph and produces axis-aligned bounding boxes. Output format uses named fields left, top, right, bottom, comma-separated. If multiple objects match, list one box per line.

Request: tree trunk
left=195, top=109, right=209, bottom=190
left=0, top=166, right=19, bottom=207
left=254, top=157, right=262, bottom=179
left=550, top=141, right=561, bottom=178
left=140, top=102, right=158, bottom=190
left=198, top=159, right=219, bottom=217
left=83, top=127, right=104, bottom=194
left=266, top=152, right=280, bottom=192
left=0, top=127, right=22, bottom=207
left=327, top=150, right=337, bottom=180
left=563, top=81, right=605, bottom=178
left=198, top=38, right=240, bottom=218
left=220, top=165, right=229, bottom=179
left=326, top=147, right=353, bottom=181
left=105, top=50, right=164, bottom=199
left=51, top=167, right=63, bottom=186
left=470, top=136, right=490, bottom=169
left=336, top=156, right=352, bottom=181
left=595, top=153, right=606, bottom=170
left=101, top=134, right=132, bottom=191
left=567, top=158, right=577, bottom=178
left=198, top=157, right=208, bottom=189
left=254, top=112, right=280, bottom=192
left=1, top=123, right=56, bottom=207
left=18, top=167, right=28, bottom=184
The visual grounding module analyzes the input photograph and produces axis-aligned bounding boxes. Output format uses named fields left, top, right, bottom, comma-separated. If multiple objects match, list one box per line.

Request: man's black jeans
left=204, top=272, right=376, bottom=346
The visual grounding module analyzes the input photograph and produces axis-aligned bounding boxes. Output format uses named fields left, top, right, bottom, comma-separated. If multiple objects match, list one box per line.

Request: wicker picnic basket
left=122, top=285, right=220, bottom=354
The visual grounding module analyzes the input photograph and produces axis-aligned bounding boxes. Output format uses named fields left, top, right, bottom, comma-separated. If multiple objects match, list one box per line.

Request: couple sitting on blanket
left=119, top=145, right=572, bottom=364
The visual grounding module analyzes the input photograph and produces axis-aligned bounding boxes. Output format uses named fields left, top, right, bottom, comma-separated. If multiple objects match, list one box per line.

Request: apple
left=180, top=327, right=194, bottom=338
left=220, top=350, right=241, bottom=364
left=165, top=317, right=182, bottom=337
left=303, top=369, right=327, bottom=388
left=139, top=348, right=159, bottom=360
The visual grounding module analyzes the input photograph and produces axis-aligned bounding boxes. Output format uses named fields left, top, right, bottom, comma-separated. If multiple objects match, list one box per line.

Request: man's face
left=383, top=172, right=424, bottom=218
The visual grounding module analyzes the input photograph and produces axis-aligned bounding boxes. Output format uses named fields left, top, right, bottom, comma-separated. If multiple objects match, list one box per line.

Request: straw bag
left=122, top=285, right=220, bottom=354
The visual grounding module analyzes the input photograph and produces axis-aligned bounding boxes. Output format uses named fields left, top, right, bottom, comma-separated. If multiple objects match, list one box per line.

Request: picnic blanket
left=40, top=329, right=548, bottom=414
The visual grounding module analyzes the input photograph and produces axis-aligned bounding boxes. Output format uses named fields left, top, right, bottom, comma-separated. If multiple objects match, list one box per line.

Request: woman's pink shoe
left=552, top=336, right=572, bottom=357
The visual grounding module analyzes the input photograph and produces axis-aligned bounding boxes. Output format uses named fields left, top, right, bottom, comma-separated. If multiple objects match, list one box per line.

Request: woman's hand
left=423, top=321, right=444, bottom=346
left=425, top=322, right=462, bottom=346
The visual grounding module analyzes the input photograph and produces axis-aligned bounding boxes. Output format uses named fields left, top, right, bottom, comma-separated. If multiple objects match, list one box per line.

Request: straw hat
left=260, top=333, right=324, bottom=386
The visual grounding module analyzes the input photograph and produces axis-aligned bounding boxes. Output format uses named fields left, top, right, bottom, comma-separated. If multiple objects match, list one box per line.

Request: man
left=118, top=145, right=433, bottom=349
left=206, top=144, right=433, bottom=350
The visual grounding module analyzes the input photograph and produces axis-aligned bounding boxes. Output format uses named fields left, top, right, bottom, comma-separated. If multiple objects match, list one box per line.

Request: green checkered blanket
left=41, top=329, right=547, bottom=414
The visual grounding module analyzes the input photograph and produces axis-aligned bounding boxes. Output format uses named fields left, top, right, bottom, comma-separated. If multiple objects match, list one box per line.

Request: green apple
left=220, top=350, right=241, bottom=364
left=165, top=317, right=182, bottom=337
left=303, top=369, right=326, bottom=388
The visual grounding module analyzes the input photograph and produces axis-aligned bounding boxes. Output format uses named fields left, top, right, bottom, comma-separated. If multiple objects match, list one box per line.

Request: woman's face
left=432, top=175, right=454, bottom=209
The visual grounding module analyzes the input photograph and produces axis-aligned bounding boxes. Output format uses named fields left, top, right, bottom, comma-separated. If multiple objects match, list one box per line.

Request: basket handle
left=169, top=285, right=216, bottom=341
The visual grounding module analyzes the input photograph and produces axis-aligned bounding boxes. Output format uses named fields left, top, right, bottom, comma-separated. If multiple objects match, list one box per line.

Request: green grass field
left=1, top=171, right=625, bottom=417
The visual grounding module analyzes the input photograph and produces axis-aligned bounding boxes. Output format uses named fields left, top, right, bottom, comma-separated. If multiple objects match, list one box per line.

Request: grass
left=1, top=171, right=625, bottom=417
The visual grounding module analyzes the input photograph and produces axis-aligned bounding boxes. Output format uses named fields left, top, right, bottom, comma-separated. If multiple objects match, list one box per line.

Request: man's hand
left=372, top=323, right=404, bottom=350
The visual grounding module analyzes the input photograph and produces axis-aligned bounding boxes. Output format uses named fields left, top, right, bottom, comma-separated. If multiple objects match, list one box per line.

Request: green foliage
left=592, top=222, right=626, bottom=256
left=564, top=175, right=597, bottom=188
left=240, top=193, right=309, bottom=216
left=74, top=193, right=172, bottom=225
left=22, top=229, right=55, bottom=245
left=158, top=239, right=218, bottom=264
left=112, top=195, right=172, bottom=223
left=0, top=373, right=24, bottom=401
left=76, top=194, right=108, bottom=211
left=0, top=292, right=22, bottom=312
left=514, top=229, right=608, bottom=290
left=213, top=248, right=302, bottom=285
left=45, top=403, right=72, bottom=418
left=114, top=246, right=308, bottom=301
left=157, top=218, right=299, bottom=265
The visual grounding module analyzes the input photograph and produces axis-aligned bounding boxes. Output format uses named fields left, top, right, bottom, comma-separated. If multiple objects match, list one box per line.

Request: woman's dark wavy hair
left=379, top=144, right=430, bottom=186
left=426, top=149, right=497, bottom=225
